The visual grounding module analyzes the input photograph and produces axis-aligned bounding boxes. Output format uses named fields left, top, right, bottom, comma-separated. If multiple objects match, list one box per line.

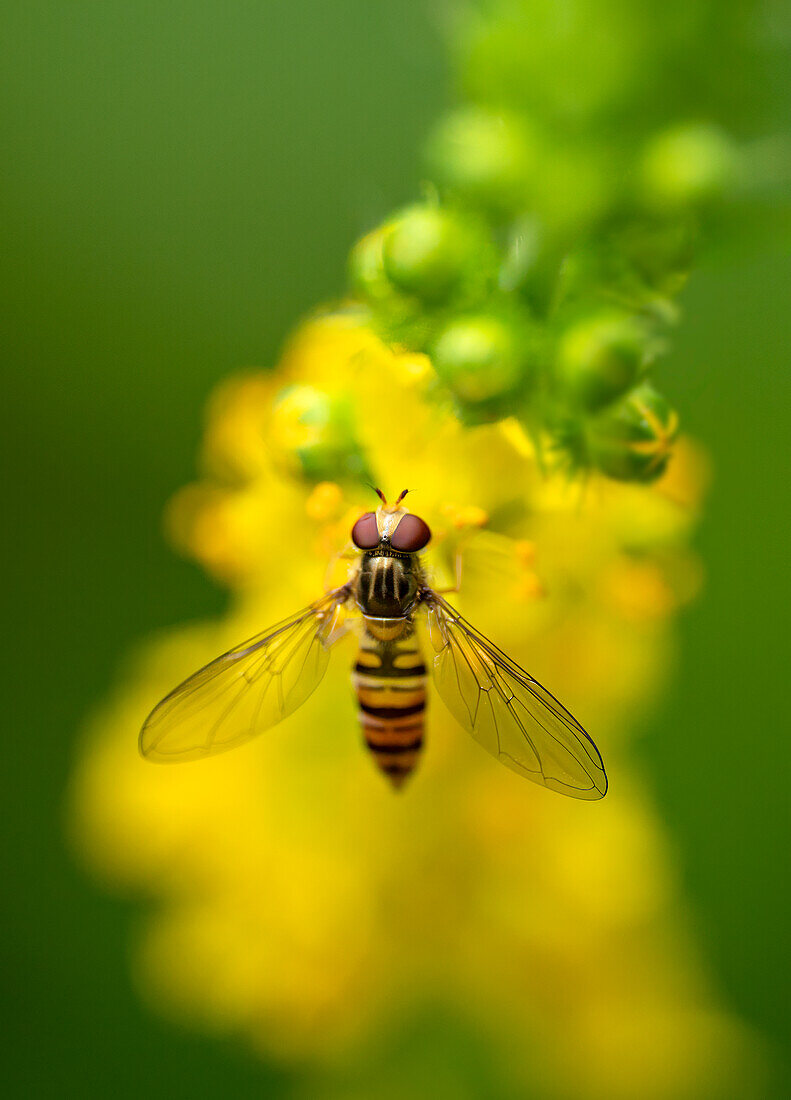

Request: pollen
left=440, top=502, right=489, bottom=529
left=515, top=572, right=545, bottom=601
left=305, top=481, right=344, bottom=522
left=514, top=539, right=536, bottom=567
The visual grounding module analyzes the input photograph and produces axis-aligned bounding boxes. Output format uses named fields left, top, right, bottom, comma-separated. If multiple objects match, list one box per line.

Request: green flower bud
left=425, top=107, right=533, bottom=214
left=271, top=385, right=362, bottom=481
left=640, top=124, right=737, bottom=208
left=555, top=310, right=646, bottom=410
left=348, top=224, right=431, bottom=348
left=382, top=205, right=479, bottom=303
left=588, top=383, right=679, bottom=482
left=348, top=226, right=390, bottom=303
left=432, top=313, right=533, bottom=404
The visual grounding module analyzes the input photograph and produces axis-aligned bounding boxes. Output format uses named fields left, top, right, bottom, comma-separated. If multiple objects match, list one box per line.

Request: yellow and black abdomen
left=352, top=618, right=426, bottom=788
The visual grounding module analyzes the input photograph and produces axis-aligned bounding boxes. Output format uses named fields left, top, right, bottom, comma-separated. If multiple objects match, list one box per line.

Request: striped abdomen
left=352, top=618, right=426, bottom=789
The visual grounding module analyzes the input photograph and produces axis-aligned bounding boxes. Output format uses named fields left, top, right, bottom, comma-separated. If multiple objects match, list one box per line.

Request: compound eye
left=351, top=511, right=380, bottom=549
left=391, top=513, right=431, bottom=552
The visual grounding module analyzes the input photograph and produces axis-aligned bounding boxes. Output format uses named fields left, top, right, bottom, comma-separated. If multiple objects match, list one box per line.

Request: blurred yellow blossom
left=69, top=314, right=763, bottom=1098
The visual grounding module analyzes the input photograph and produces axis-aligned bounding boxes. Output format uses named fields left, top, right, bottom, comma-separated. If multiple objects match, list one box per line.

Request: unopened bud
left=588, top=383, right=679, bottom=482
left=382, top=205, right=480, bottom=303
left=432, top=313, right=534, bottom=403
left=555, top=310, right=646, bottom=410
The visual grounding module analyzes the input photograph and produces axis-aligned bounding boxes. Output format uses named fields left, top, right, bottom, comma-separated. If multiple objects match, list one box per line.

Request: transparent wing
left=424, top=593, right=607, bottom=799
left=140, top=587, right=350, bottom=763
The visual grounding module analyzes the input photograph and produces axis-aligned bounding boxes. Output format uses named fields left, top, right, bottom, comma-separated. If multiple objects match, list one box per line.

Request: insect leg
left=433, top=547, right=464, bottom=595
left=317, top=586, right=353, bottom=646
left=323, top=545, right=358, bottom=591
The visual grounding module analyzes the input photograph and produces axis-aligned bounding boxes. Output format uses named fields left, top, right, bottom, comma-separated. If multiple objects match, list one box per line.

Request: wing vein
left=423, top=592, right=607, bottom=799
left=140, top=587, right=350, bottom=763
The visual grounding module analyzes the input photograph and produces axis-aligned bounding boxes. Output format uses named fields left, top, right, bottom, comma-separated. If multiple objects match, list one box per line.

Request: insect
left=140, top=490, right=607, bottom=798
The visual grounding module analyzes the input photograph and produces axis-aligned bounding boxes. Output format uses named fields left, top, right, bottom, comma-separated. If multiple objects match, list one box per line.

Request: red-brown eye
left=391, top=513, right=431, bottom=552
left=351, top=511, right=380, bottom=549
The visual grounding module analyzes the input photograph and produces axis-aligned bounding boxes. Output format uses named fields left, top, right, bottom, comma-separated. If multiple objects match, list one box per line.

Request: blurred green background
left=2, top=1, right=789, bottom=1095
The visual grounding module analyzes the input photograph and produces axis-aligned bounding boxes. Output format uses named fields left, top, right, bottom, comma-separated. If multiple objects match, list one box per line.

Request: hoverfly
left=140, top=490, right=607, bottom=798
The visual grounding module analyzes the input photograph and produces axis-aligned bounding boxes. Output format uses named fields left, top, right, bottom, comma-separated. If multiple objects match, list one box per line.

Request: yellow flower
left=69, top=315, right=762, bottom=1097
